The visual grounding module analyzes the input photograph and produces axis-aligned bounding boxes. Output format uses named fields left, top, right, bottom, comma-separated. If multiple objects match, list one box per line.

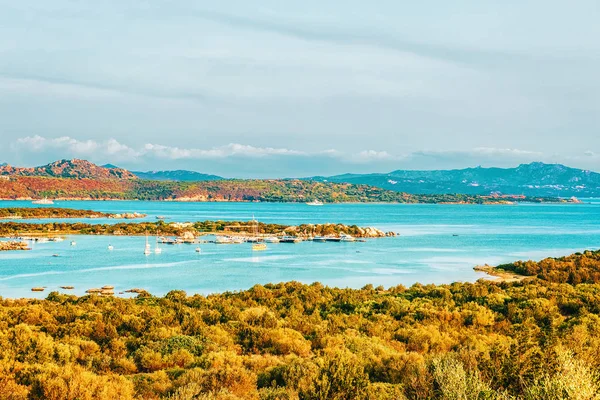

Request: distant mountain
left=101, top=163, right=121, bottom=169
left=133, top=170, right=223, bottom=181
left=0, top=159, right=137, bottom=180
left=310, top=162, right=600, bottom=197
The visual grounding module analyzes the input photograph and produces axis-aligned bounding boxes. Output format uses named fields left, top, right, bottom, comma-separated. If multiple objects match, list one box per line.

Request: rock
left=0, top=241, right=30, bottom=251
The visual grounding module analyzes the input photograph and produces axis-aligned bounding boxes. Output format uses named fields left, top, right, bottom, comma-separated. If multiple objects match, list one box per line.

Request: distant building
left=0, top=175, right=9, bottom=181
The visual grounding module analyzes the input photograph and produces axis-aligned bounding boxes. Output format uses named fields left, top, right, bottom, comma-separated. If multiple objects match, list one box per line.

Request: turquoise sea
left=1, top=200, right=599, bottom=298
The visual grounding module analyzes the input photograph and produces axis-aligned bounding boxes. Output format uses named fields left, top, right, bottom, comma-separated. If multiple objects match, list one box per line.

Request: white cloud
left=8, top=136, right=600, bottom=177
left=143, top=143, right=305, bottom=160
left=12, top=135, right=140, bottom=162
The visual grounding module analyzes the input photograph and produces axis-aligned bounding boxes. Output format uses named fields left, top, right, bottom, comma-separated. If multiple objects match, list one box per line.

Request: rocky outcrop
left=0, top=241, right=30, bottom=251
left=108, top=212, right=146, bottom=219
left=283, top=223, right=394, bottom=238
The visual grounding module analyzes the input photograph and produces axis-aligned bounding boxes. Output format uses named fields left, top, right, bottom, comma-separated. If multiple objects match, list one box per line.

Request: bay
left=0, top=200, right=599, bottom=298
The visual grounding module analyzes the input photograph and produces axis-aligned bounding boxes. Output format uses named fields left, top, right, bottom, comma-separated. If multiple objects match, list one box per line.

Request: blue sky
left=0, top=1, right=598, bottom=177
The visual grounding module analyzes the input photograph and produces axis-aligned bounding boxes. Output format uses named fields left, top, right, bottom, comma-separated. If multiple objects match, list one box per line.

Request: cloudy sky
left=0, top=1, right=598, bottom=177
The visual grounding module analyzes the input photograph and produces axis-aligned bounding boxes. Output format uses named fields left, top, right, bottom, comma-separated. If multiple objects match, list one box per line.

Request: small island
left=0, top=220, right=396, bottom=239
left=0, top=207, right=145, bottom=220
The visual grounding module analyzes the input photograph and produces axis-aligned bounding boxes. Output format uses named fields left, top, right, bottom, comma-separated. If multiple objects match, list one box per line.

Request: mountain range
left=132, top=170, right=223, bottom=181
left=1, top=159, right=598, bottom=197
left=309, top=162, right=600, bottom=197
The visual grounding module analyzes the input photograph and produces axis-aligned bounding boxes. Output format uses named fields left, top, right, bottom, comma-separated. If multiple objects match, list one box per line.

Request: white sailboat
left=108, top=244, right=114, bottom=251
left=251, top=215, right=267, bottom=251
left=154, top=234, right=162, bottom=254
left=144, top=233, right=151, bottom=255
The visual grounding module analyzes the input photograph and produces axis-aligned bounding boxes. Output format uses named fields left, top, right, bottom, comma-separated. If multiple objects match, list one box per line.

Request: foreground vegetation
left=1, top=251, right=600, bottom=399
left=0, top=176, right=572, bottom=204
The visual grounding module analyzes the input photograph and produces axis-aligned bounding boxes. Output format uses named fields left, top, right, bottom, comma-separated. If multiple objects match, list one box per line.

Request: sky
left=0, top=1, right=599, bottom=177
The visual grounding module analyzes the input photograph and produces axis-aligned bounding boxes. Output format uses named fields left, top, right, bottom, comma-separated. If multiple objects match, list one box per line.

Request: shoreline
left=473, top=264, right=527, bottom=283
left=0, top=198, right=579, bottom=205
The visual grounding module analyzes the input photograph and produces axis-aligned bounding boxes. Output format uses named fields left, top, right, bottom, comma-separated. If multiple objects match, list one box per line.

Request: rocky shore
left=0, top=241, right=30, bottom=251
left=281, top=223, right=396, bottom=238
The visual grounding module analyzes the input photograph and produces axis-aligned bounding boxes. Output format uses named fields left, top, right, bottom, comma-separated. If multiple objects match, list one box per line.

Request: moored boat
left=340, top=234, right=355, bottom=242
left=306, top=200, right=324, bottom=206
left=280, top=236, right=302, bottom=243
left=32, top=197, right=54, bottom=205
left=252, top=243, right=268, bottom=251
left=144, top=233, right=151, bottom=255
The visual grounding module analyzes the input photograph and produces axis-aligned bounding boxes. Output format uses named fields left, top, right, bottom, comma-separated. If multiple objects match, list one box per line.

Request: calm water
left=1, top=200, right=599, bottom=298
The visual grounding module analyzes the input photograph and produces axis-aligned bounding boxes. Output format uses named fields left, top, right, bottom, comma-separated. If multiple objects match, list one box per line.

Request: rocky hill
left=310, top=162, right=600, bottom=197
left=0, top=159, right=137, bottom=180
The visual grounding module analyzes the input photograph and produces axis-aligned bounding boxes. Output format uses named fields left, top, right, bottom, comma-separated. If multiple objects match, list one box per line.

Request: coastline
left=473, top=264, right=527, bottom=283
left=0, top=198, right=579, bottom=205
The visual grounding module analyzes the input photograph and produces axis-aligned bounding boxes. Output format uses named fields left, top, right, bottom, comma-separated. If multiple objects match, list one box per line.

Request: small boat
left=156, top=216, right=166, bottom=220
left=306, top=200, right=324, bottom=206
left=340, top=234, right=356, bottom=242
left=60, top=286, right=74, bottom=290
left=108, top=245, right=114, bottom=251
left=70, top=241, right=76, bottom=246
left=32, top=197, right=54, bottom=205
left=264, top=237, right=280, bottom=243
left=216, top=236, right=234, bottom=244
left=195, top=247, right=201, bottom=253
left=154, top=234, right=162, bottom=254
left=325, top=236, right=341, bottom=243
left=280, top=236, right=302, bottom=243
left=452, top=234, right=459, bottom=237
left=36, top=237, right=50, bottom=243
left=250, top=216, right=268, bottom=251
left=144, top=233, right=151, bottom=255
left=313, top=236, right=327, bottom=242
left=252, top=243, right=268, bottom=251
left=49, top=237, right=64, bottom=242
left=52, top=254, right=60, bottom=257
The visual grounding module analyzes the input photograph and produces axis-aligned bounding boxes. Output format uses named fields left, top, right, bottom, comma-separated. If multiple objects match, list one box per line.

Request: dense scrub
left=0, top=176, right=569, bottom=204
left=2, top=251, right=600, bottom=398
left=0, top=207, right=112, bottom=219
left=497, top=249, right=600, bottom=284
